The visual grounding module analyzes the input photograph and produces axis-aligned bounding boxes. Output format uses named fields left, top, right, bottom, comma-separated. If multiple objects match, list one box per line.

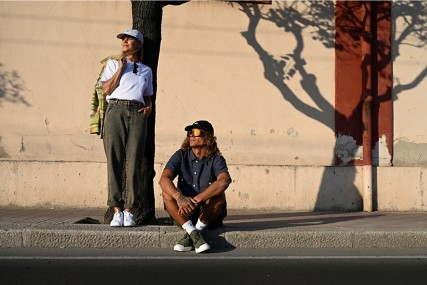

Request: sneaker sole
left=174, top=245, right=193, bottom=252
left=124, top=223, right=136, bottom=227
left=110, top=223, right=123, bottom=227
left=195, top=243, right=210, bottom=253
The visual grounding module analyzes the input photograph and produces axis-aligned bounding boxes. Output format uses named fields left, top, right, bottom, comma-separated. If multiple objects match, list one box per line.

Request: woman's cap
left=117, top=29, right=144, bottom=44
left=185, top=120, right=214, bottom=135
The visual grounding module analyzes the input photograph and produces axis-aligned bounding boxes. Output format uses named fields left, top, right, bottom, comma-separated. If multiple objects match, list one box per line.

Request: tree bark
left=131, top=0, right=163, bottom=225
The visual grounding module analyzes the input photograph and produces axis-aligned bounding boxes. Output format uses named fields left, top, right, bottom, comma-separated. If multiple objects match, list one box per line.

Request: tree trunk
left=132, top=0, right=164, bottom=225
left=104, top=1, right=164, bottom=225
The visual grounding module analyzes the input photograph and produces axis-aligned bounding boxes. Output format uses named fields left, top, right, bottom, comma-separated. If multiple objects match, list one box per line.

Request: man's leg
left=163, top=192, right=195, bottom=252
left=163, top=192, right=210, bottom=253
left=198, top=192, right=227, bottom=229
left=163, top=192, right=190, bottom=227
left=187, top=193, right=227, bottom=252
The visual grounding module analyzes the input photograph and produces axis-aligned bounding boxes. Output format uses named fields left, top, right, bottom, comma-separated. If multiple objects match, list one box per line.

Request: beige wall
left=0, top=0, right=130, bottom=163
left=157, top=1, right=336, bottom=166
left=392, top=1, right=427, bottom=167
left=0, top=1, right=426, bottom=211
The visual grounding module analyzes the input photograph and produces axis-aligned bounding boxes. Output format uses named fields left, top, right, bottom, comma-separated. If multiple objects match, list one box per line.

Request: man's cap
left=116, top=29, right=144, bottom=44
left=185, top=120, right=214, bottom=135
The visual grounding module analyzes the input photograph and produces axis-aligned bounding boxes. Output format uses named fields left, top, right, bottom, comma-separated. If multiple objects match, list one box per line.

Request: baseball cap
left=185, top=120, right=214, bottom=135
left=116, top=29, right=144, bottom=44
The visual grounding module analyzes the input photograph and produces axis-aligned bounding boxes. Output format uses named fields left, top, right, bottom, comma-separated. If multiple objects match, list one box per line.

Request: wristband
left=173, top=192, right=181, bottom=200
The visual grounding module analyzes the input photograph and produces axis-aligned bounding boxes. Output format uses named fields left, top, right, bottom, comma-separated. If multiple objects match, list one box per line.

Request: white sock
left=195, top=219, right=207, bottom=231
left=182, top=220, right=196, bottom=234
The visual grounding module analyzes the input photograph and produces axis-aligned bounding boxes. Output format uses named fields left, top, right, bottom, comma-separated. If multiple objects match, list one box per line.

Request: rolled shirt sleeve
left=100, top=60, right=117, bottom=83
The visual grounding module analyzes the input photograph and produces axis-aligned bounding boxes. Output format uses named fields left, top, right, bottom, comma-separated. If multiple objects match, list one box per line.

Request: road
left=1, top=248, right=427, bottom=285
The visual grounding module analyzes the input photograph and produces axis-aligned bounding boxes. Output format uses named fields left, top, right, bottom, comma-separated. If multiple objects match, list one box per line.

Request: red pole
left=363, top=96, right=373, bottom=166
left=362, top=95, right=373, bottom=212
left=361, top=2, right=373, bottom=212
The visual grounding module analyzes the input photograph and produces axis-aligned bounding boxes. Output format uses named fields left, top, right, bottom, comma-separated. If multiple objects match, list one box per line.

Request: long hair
left=181, top=133, right=221, bottom=160
left=121, top=45, right=143, bottom=60
left=122, top=40, right=143, bottom=74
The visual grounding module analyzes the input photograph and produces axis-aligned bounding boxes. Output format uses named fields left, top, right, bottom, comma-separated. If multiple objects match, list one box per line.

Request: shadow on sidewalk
left=74, top=211, right=383, bottom=231
left=221, top=211, right=384, bottom=231
left=198, top=211, right=383, bottom=251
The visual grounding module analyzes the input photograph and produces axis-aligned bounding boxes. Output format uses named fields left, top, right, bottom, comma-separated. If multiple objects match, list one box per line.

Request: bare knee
left=204, top=192, right=226, bottom=206
left=199, top=193, right=226, bottom=224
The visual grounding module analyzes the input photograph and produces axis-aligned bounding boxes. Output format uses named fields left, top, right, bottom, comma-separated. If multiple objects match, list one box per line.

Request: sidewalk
left=1, top=208, right=427, bottom=249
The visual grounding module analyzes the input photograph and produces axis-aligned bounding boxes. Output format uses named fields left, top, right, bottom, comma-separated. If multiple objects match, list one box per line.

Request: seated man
left=159, top=120, right=231, bottom=253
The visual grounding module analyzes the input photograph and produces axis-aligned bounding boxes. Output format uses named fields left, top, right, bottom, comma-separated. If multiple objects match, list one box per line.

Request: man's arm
left=191, top=172, right=230, bottom=205
left=159, top=169, right=180, bottom=199
left=159, top=169, right=196, bottom=216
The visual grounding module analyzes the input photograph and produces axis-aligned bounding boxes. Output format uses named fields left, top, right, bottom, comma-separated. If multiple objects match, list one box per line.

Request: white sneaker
left=110, top=211, right=124, bottom=227
left=123, top=210, right=136, bottom=227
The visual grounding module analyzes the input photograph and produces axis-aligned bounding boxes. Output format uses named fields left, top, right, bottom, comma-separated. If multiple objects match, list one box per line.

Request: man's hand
left=176, top=194, right=197, bottom=216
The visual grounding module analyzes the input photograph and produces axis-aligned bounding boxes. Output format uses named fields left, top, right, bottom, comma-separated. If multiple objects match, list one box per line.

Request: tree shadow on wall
left=392, top=2, right=427, bottom=97
left=0, top=63, right=30, bottom=107
left=236, top=1, right=426, bottom=211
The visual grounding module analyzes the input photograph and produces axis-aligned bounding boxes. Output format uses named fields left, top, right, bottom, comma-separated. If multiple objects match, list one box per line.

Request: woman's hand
left=118, top=57, right=126, bottom=72
left=139, top=96, right=152, bottom=118
left=101, top=58, right=126, bottom=95
left=138, top=106, right=151, bottom=118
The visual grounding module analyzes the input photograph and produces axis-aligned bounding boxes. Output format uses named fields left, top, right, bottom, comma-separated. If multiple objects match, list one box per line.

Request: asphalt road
left=1, top=248, right=427, bottom=285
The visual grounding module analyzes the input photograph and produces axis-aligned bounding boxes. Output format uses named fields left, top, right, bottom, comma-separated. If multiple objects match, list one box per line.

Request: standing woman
left=100, top=29, right=153, bottom=227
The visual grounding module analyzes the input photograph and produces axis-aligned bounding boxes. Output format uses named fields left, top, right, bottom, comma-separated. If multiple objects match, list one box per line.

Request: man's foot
left=190, top=231, right=210, bottom=253
left=110, top=211, right=124, bottom=227
left=123, top=210, right=136, bottom=227
left=173, top=233, right=193, bottom=252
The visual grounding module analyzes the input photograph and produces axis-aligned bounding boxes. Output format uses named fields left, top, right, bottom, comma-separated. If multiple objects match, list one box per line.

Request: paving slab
left=0, top=208, right=426, bottom=249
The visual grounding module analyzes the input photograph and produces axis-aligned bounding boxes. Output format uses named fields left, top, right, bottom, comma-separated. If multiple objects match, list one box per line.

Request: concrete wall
left=0, top=0, right=129, bottom=163
left=156, top=1, right=336, bottom=166
left=1, top=160, right=364, bottom=211
left=392, top=1, right=427, bottom=167
left=0, top=1, right=426, bottom=211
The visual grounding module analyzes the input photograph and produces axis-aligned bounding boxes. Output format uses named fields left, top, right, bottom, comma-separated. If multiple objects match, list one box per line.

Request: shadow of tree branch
left=236, top=1, right=426, bottom=211
left=239, top=1, right=426, bottom=120
left=239, top=3, right=334, bottom=130
left=0, top=63, right=30, bottom=107
left=392, top=1, right=427, bottom=97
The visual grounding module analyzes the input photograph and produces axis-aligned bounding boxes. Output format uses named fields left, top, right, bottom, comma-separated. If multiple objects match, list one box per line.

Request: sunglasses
left=187, top=128, right=205, bottom=137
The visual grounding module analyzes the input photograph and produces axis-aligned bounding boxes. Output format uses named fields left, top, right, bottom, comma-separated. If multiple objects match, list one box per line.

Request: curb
left=2, top=227, right=427, bottom=249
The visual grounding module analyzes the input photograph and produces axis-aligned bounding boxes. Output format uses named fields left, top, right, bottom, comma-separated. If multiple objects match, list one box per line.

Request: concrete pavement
left=1, top=208, right=427, bottom=249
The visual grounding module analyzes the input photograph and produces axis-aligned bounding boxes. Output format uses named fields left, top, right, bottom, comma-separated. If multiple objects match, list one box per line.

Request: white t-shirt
left=100, top=59, right=153, bottom=104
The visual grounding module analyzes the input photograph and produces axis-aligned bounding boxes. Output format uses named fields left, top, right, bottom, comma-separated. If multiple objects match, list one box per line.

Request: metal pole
left=362, top=1, right=374, bottom=212
left=363, top=96, right=373, bottom=212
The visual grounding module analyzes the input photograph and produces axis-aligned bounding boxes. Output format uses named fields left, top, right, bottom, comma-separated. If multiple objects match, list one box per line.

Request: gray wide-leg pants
left=103, top=100, right=147, bottom=209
